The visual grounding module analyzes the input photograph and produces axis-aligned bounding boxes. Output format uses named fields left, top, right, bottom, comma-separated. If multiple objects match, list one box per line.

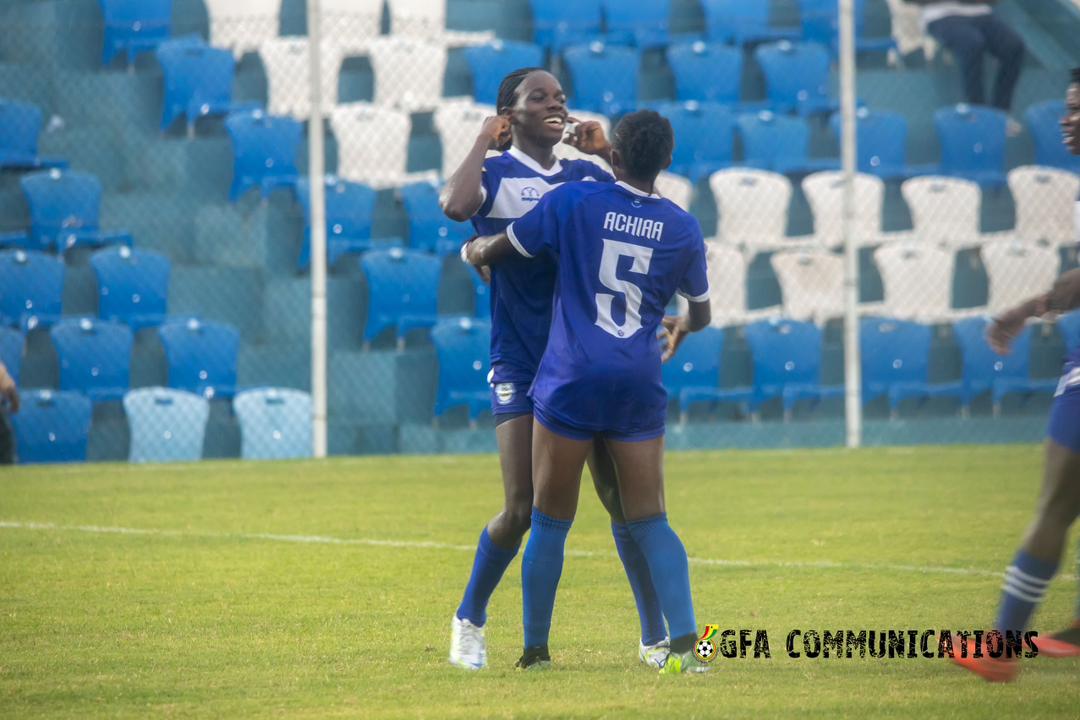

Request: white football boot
left=449, top=615, right=487, bottom=670
left=639, top=637, right=671, bottom=669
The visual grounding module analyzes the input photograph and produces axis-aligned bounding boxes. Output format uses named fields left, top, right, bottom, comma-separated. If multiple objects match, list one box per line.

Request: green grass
left=2, top=445, right=1078, bottom=718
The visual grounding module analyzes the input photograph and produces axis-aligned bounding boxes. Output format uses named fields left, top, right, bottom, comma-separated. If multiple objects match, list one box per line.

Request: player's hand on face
left=659, top=315, right=689, bottom=363
left=564, top=116, right=611, bottom=157
left=482, top=114, right=512, bottom=150
left=987, top=314, right=1024, bottom=356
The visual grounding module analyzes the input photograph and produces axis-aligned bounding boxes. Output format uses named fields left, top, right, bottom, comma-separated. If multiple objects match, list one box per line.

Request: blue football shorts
left=532, top=401, right=665, bottom=443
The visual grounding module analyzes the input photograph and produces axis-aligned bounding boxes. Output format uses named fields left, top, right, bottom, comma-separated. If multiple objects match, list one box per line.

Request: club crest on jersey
left=495, top=383, right=515, bottom=405
left=520, top=186, right=541, bottom=203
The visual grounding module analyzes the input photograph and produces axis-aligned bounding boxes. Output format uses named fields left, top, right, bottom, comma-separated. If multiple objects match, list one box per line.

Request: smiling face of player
left=1063, top=78, right=1080, bottom=155
left=506, top=71, right=568, bottom=155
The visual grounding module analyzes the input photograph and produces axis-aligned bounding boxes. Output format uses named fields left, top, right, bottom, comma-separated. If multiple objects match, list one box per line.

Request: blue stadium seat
left=754, top=41, right=838, bottom=117
left=798, top=0, right=896, bottom=58
left=225, top=110, right=302, bottom=202
left=399, top=181, right=473, bottom=257
left=90, top=246, right=171, bottom=330
left=467, top=266, right=491, bottom=319
left=0, top=99, right=67, bottom=171
left=50, top=318, right=134, bottom=403
left=12, top=390, right=92, bottom=464
left=934, top=104, right=1007, bottom=188
left=702, top=0, right=800, bottom=45
left=156, top=37, right=258, bottom=134
left=100, top=0, right=173, bottom=66
left=528, top=0, right=603, bottom=52
left=296, top=176, right=378, bottom=271
left=21, top=169, right=134, bottom=252
left=0, top=249, right=64, bottom=330
left=431, top=317, right=491, bottom=422
left=233, top=387, right=312, bottom=460
left=830, top=108, right=935, bottom=181
left=602, top=0, right=670, bottom=49
left=158, top=318, right=240, bottom=399
left=665, top=42, right=753, bottom=107
left=661, top=326, right=752, bottom=423
left=123, top=387, right=209, bottom=463
left=360, top=248, right=443, bottom=347
left=562, top=42, right=640, bottom=118
left=1060, top=311, right=1080, bottom=355
left=1025, top=100, right=1080, bottom=174
left=744, top=318, right=843, bottom=417
left=737, top=111, right=839, bottom=175
left=953, top=317, right=1058, bottom=415
left=463, top=41, right=546, bottom=106
left=652, top=101, right=736, bottom=181
left=860, top=317, right=962, bottom=416
left=0, top=326, right=24, bottom=384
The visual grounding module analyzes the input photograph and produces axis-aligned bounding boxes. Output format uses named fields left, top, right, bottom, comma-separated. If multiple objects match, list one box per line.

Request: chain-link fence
left=1, top=0, right=1077, bottom=464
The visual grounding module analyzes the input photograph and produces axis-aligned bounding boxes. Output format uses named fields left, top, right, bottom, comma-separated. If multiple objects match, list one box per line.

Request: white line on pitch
left=1, top=520, right=1073, bottom=582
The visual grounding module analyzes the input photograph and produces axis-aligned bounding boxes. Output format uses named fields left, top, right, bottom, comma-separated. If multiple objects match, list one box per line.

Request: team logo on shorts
left=693, top=625, right=720, bottom=663
left=495, top=383, right=515, bottom=405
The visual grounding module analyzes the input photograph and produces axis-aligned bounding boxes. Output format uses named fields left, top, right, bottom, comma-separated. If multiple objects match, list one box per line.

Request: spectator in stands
left=0, top=361, right=18, bottom=464
left=907, top=0, right=1025, bottom=129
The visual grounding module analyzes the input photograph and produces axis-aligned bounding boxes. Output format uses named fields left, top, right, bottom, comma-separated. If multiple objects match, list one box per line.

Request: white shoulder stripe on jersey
left=678, top=287, right=711, bottom=302
left=506, top=223, right=533, bottom=258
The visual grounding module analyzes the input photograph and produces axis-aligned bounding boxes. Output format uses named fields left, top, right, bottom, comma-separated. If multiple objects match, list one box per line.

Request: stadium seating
left=744, top=318, right=842, bottom=418
left=737, top=111, right=839, bottom=175
left=702, top=0, right=799, bottom=45
left=754, top=41, right=838, bottom=117
left=259, top=38, right=344, bottom=119
left=1059, top=311, right=1080, bottom=355
left=562, top=42, right=640, bottom=118
left=433, top=101, right=497, bottom=179
left=322, top=0, right=384, bottom=54
left=124, top=387, right=209, bottom=463
left=225, top=110, right=302, bottom=201
left=980, top=240, right=1060, bottom=316
left=770, top=249, right=845, bottom=324
left=399, top=181, right=473, bottom=257
left=665, top=42, right=753, bottom=108
left=99, top=0, right=173, bottom=66
left=296, top=176, right=378, bottom=270
left=662, top=325, right=752, bottom=423
left=0, top=99, right=67, bottom=171
left=360, top=248, right=443, bottom=347
left=870, top=241, right=962, bottom=323
left=50, top=318, right=134, bottom=402
left=798, top=0, right=897, bottom=59
left=11, top=390, right=93, bottom=464
left=157, top=38, right=257, bottom=135
left=801, top=171, right=885, bottom=248
left=233, top=387, right=313, bottom=460
left=464, top=41, right=545, bottom=106
left=0, top=249, right=64, bottom=330
left=1006, top=166, right=1080, bottom=247
left=158, top=318, right=240, bottom=399
left=1025, top=100, right=1080, bottom=174
left=90, top=246, right=171, bottom=330
left=467, top=266, right=490, bottom=318
left=204, top=0, right=282, bottom=59
left=653, top=171, right=694, bottom=211
left=386, top=0, right=495, bottom=45
left=431, top=317, right=491, bottom=422
left=830, top=108, right=933, bottom=181
left=709, top=168, right=802, bottom=254
left=702, top=242, right=780, bottom=326
left=860, top=317, right=962, bottom=416
left=369, top=37, right=449, bottom=112
left=901, top=176, right=982, bottom=249
left=953, top=317, right=1057, bottom=415
left=934, top=104, right=1008, bottom=188
left=601, top=0, right=670, bottom=48
left=655, top=101, right=736, bottom=181
left=0, top=327, right=24, bottom=384
left=332, top=103, right=435, bottom=189
left=21, top=169, right=133, bottom=252
left=528, top=0, right=604, bottom=51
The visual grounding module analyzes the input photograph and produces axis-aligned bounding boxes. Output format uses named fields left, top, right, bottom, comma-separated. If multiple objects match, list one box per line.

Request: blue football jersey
left=470, top=146, right=613, bottom=385
left=507, top=181, right=710, bottom=436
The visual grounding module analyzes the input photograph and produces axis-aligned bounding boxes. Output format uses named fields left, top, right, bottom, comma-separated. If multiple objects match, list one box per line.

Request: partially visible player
left=465, top=110, right=712, bottom=673
left=441, top=69, right=669, bottom=671
left=952, top=67, right=1080, bottom=682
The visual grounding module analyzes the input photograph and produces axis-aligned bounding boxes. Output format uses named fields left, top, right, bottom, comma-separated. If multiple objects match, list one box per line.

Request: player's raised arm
left=564, top=115, right=613, bottom=166
left=463, top=232, right=514, bottom=267
left=440, top=114, right=510, bottom=222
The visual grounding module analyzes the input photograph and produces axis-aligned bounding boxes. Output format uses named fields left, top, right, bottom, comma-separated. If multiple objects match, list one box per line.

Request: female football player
left=952, top=67, right=1080, bottom=682
left=465, top=109, right=712, bottom=673
left=441, top=69, right=668, bottom=671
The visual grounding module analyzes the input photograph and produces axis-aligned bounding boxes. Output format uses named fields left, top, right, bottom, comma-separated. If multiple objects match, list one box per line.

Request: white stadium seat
left=386, top=0, right=495, bottom=46
left=1007, top=165, right=1080, bottom=247
left=259, top=38, right=343, bottom=119
left=701, top=242, right=780, bottom=327
left=654, top=171, right=694, bottom=211
left=205, top=0, right=281, bottom=59
left=368, top=37, right=451, bottom=112
left=322, top=0, right=385, bottom=56
left=901, top=176, right=983, bottom=249
left=870, top=241, right=977, bottom=323
left=770, top=249, right=845, bottom=324
left=981, top=240, right=1061, bottom=316
left=433, top=100, right=497, bottom=179
left=709, top=168, right=811, bottom=255
left=331, top=103, right=437, bottom=189
left=801, top=171, right=886, bottom=248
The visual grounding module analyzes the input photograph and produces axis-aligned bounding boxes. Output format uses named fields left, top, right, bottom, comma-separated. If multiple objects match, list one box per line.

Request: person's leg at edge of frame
left=975, top=13, right=1024, bottom=112
left=927, top=15, right=988, bottom=106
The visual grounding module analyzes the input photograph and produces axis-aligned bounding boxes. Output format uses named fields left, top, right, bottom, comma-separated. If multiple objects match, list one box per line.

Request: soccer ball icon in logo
left=693, top=625, right=720, bottom=663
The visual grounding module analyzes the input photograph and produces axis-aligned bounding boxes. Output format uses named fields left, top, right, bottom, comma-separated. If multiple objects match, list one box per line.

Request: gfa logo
left=520, top=186, right=542, bottom=202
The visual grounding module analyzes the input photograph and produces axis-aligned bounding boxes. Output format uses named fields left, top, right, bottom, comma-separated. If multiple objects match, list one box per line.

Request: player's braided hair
left=611, top=110, right=673, bottom=182
left=494, top=67, right=546, bottom=151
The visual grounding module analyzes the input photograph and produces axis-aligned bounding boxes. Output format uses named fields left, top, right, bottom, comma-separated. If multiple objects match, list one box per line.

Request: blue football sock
left=994, top=549, right=1058, bottom=633
left=626, top=514, right=697, bottom=643
left=612, top=522, right=667, bottom=646
left=456, top=528, right=519, bottom=627
left=521, top=508, right=572, bottom=649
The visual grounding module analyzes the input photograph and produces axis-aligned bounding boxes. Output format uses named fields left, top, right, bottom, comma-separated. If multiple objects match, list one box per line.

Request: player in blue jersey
left=464, top=110, right=713, bottom=673
left=952, top=68, right=1080, bottom=682
left=440, top=69, right=670, bottom=671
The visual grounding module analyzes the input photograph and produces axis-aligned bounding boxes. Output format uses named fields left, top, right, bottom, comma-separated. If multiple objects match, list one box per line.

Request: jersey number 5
left=595, top=239, right=653, bottom=339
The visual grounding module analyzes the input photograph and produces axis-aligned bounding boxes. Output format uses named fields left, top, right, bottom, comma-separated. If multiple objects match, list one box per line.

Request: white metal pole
left=839, top=0, right=862, bottom=448
left=307, top=0, right=329, bottom=458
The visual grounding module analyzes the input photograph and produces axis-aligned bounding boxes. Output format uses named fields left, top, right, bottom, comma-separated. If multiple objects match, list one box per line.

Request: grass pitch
left=2, top=445, right=1078, bottom=718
